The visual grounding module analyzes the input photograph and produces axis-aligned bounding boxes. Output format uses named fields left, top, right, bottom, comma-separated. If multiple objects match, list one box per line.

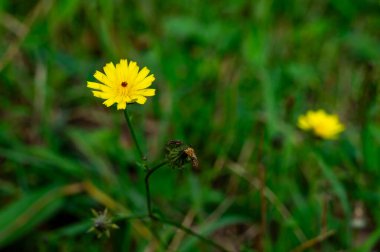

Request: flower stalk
left=124, top=109, right=146, bottom=163
left=145, top=161, right=167, bottom=218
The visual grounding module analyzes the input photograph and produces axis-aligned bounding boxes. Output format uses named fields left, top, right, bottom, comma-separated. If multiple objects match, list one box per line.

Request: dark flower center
left=121, top=82, right=128, bottom=87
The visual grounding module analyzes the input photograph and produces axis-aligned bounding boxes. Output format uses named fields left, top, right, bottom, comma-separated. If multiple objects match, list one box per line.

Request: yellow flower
left=87, top=59, right=156, bottom=110
left=297, top=109, right=345, bottom=140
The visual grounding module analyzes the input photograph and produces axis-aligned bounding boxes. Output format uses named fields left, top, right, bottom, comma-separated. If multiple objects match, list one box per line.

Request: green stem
left=123, top=109, right=145, bottom=162
left=145, top=161, right=167, bottom=218
left=154, top=216, right=230, bottom=252
left=113, top=214, right=149, bottom=222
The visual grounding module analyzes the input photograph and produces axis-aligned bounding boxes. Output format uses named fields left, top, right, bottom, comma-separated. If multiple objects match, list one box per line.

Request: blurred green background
left=1, top=0, right=380, bottom=251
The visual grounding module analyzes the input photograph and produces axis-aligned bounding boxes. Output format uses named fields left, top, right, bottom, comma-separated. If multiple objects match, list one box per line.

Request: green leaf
left=180, top=215, right=251, bottom=251
left=317, top=156, right=350, bottom=217
left=359, top=226, right=380, bottom=252
left=0, top=187, right=65, bottom=248
left=362, top=124, right=380, bottom=172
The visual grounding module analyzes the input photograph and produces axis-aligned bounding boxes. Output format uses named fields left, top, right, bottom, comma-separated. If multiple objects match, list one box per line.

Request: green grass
left=1, top=0, right=380, bottom=251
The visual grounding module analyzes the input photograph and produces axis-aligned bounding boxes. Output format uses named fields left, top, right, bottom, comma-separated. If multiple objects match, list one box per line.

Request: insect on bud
left=165, top=140, right=199, bottom=169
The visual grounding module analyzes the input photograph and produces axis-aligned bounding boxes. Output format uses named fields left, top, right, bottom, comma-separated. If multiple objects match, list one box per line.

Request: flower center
left=121, top=81, right=128, bottom=87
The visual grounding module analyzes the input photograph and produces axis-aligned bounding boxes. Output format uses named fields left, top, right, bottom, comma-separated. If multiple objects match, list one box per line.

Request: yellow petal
left=334, top=124, right=345, bottom=134
left=103, top=63, right=117, bottom=83
left=135, top=67, right=150, bottom=83
left=94, top=71, right=112, bottom=86
left=118, top=59, right=128, bottom=82
left=136, top=74, right=155, bottom=89
left=127, top=61, right=139, bottom=85
left=117, top=102, right=127, bottom=110
left=131, top=95, right=147, bottom=104
left=125, top=96, right=134, bottom=103
left=92, top=91, right=113, bottom=99
left=297, top=116, right=310, bottom=130
left=103, top=98, right=116, bottom=107
left=135, top=89, right=155, bottom=96
left=87, top=81, right=112, bottom=92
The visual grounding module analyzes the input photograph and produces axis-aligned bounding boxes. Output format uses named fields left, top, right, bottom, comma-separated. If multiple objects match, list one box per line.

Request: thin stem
left=292, top=230, right=335, bottom=252
left=113, top=214, right=149, bottom=222
left=258, top=127, right=266, bottom=252
left=123, top=109, right=145, bottom=162
left=259, top=163, right=266, bottom=252
left=154, top=216, right=230, bottom=252
left=145, top=161, right=167, bottom=218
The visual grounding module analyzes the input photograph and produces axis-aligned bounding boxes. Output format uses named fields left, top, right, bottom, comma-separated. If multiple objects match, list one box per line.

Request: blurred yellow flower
left=297, top=109, right=345, bottom=140
left=87, top=59, right=155, bottom=110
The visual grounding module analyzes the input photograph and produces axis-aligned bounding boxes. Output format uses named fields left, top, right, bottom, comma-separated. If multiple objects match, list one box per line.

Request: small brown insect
left=168, top=140, right=183, bottom=146
left=184, top=147, right=199, bottom=169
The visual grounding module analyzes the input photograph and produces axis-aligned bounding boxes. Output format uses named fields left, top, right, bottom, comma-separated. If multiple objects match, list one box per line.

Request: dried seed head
left=88, top=208, right=119, bottom=238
